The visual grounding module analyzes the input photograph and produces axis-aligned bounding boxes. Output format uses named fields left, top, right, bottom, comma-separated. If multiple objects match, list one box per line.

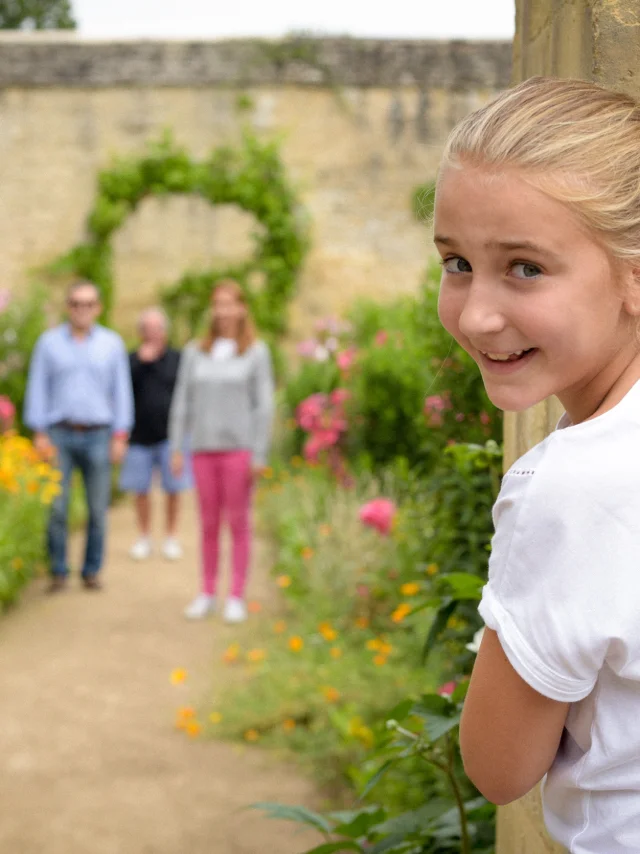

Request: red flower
left=437, top=681, right=456, bottom=698
left=358, top=498, right=396, bottom=536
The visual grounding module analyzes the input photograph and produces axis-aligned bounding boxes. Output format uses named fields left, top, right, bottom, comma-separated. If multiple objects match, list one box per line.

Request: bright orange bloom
left=186, top=721, right=201, bottom=738
left=301, top=546, right=314, bottom=561
left=175, top=706, right=196, bottom=730
left=170, top=668, right=188, bottom=685
left=355, top=616, right=369, bottom=629
left=246, top=648, right=267, bottom=663
left=373, top=655, right=387, bottom=666
left=247, top=600, right=262, bottom=613
left=391, top=603, right=412, bottom=623
left=244, top=729, right=260, bottom=742
left=273, top=620, right=287, bottom=634
left=223, top=643, right=241, bottom=664
left=320, top=685, right=341, bottom=703
left=318, top=622, right=338, bottom=642
left=318, top=524, right=332, bottom=537
left=283, top=718, right=296, bottom=732
left=288, top=636, right=304, bottom=652
left=330, top=646, right=342, bottom=659
left=276, top=575, right=292, bottom=588
left=401, top=582, right=421, bottom=596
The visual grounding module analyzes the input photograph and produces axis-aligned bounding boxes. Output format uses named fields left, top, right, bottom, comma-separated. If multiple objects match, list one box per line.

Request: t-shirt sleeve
left=479, top=465, right=616, bottom=703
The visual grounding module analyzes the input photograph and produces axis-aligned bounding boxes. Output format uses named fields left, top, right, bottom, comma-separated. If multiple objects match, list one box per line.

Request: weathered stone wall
left=0, top=34, right=511, bottom=335
left=501, top=0, right=640, bottom=851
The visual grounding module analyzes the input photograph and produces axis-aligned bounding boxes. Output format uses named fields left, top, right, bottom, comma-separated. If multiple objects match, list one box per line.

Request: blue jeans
left=47, top=426, right=112, bottom=579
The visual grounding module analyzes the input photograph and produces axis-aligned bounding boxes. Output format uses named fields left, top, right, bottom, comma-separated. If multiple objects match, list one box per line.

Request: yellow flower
left=348, top=717, right=375, bottom=748
left=26, top=480, right=39, bottom=495
left=318, top=622, right=338, bottom=642
left=273, top=620, right=287, bottom=634
left=170, top=668, right=187, bottom=685
left=276, top=575, right=292, bottom=588
left=288, top=636, right=304, bottom=652
left=355, top=616, right=369, bottom=629
left=186, top=721, right=201, bottom=738
left=366, top=638, right=383, bottom=652
left=373, top=654, right=387, bottom=666
left=391, top=603, right=412, bottom=623
left=246, top=648, right=267, bottom=663
left=283, top=718, right=296, bottom=732
left=209, top=712, right=223, bottom=725
left=401, top=582, right=421, bottom=596
left=262, top=467, right=274, bottom=480
left=330, top=646, right=342, bottom=659
left=301, top=546, right=314, bottom=561
left=11, top=556, right=23, bottom=571
left=378, top=641, right=393, bottom=656
left=426, top=563, right=439, bottom=576
left=320, top=685, right=340, bottom=703
left=244, top=728, right=260, bottom=742
left=222, top=643, right=241, bottom=664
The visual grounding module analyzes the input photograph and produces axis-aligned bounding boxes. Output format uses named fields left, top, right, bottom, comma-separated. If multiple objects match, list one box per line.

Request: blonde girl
left=169, top=280, right=274, bottom=623
left=434, top=77, right=640, bottom=852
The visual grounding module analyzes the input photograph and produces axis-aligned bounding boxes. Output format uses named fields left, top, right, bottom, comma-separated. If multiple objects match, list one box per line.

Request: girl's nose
left=458, top=281, right=506, bottom=340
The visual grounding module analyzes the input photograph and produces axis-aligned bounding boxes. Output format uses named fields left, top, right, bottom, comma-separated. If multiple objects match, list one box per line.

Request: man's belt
left=54, top=421, right=110, bottom=432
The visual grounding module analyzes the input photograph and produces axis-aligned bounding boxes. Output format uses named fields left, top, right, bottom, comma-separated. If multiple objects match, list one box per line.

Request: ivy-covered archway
left=51, top=131, right=309, bottom=338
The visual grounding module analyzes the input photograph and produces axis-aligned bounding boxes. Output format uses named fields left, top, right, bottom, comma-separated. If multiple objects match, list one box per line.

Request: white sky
left=73, top=0, right=515, bottom=40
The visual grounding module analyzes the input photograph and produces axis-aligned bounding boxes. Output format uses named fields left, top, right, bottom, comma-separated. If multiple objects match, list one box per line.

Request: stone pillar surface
left=500, top=0, right=640, bottom=850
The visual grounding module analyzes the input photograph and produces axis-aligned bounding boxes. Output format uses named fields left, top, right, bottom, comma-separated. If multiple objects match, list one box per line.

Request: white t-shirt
left=479, top=380, right=640, bottom=853
left=211, top=338, right=238, bottom=361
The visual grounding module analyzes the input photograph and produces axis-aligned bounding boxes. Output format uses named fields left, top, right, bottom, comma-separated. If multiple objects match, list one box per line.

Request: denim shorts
left=119, top=440, right=193, bottom=494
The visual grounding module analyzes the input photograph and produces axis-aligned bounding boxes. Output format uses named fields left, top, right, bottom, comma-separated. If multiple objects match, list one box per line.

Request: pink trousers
left=192, top=450, right=252, bottom=599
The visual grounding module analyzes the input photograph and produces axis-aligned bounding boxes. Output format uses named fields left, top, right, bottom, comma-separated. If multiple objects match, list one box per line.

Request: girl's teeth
left=485, top=350, right=525, bottom=362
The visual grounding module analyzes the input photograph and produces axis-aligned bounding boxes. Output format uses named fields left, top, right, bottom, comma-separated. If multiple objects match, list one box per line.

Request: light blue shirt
left=24, top=323, right=134, bottom=434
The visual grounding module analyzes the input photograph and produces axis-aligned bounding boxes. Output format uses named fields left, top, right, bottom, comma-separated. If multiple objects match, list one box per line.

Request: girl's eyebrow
left=434, top=235, right=560, bottom=260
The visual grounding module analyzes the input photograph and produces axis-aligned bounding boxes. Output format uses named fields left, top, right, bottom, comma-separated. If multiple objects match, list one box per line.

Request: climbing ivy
left=49, top=131, right=309, bottom=337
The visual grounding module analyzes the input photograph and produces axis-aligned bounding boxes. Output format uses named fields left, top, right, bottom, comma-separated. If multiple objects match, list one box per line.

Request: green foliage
left=0, top=0, right=76, bottom=29
left=49, top=131, right=309, bottom=336
left=0, top=285, right=48, bottom=431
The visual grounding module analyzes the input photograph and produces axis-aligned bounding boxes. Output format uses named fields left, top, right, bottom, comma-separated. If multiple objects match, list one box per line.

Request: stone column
left=499, top=1, right=640, bottom=851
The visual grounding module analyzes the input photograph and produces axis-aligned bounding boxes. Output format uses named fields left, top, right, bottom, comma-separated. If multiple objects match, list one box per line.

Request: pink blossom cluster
left=296, top=316, right=354, bottom=363
left=296, top=389, right=351, bottom=465
left=358, top=498, right=397, bottom=536
left=0, top=395, right=15, bottom=432
left=423, top=393, right=452, bottom=427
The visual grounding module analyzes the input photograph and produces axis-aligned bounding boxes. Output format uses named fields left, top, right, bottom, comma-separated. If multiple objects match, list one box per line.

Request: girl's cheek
left=438, top=287, right=463, bottom=341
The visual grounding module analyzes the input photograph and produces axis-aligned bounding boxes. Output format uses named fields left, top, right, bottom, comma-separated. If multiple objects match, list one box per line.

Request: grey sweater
left=168, top=340, right=275, bottom=466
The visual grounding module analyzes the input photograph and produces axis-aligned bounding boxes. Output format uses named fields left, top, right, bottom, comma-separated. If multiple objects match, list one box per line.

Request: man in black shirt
left=119, top=307, right=191, bottom=561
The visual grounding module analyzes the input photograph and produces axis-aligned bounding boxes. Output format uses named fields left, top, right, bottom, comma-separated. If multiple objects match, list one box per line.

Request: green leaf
left=302, top=843, right=364, bottom=854
left=411, top=695, right=461, bottom=742
left=250, top=802, right=333, bottom=835
left=422, top=600, right=457, bottom=663
left=372, top=799, right=453, bottom=836
left=438, top=572, right=484, bottom=601
left=332, top=806, right=386, bottom=839
left=360, top=759, right=396, bottom=799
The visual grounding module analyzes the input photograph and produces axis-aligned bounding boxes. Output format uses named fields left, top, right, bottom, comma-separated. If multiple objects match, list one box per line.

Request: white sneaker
left=224, top=597, right=248, bottom=624
left=162, top=537, right=183, bottom=561
left=129, top=537, right=152, bottom=561
left=184, top=593, right=216, bottom=620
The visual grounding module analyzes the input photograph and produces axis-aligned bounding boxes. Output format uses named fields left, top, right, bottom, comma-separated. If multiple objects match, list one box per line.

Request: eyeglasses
left=68, top=299, right=98, bottom=309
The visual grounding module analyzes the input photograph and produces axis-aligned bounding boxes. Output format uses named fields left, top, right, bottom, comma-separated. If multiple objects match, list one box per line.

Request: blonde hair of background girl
left=200, top=279, right=257, bottom=355
left=440, top=76, right=640, bottom=298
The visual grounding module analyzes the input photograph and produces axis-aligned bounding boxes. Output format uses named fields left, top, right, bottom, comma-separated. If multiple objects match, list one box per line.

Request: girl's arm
left=168, top=344, right=195, bottom=453
left=460, top=628, right=569, bottom=805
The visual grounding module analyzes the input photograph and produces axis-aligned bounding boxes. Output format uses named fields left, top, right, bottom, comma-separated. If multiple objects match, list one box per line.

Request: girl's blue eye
left=512, top=262, right=542, bottom=279
left=442, top=256, right=472, bottom=274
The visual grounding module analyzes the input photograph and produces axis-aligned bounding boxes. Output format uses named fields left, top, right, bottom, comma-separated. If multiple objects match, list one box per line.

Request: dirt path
left=0, top=491, right=320, bottom=854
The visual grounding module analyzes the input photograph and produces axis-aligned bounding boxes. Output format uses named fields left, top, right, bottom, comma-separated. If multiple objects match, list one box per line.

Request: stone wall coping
left=0, top=33, right=511, bottom=89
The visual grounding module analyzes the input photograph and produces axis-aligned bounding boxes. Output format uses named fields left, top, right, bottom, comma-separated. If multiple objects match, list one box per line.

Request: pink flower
left=480, top=411, right=491, bottom=425
left=455, top=413, right=465, bottom=422
left=330, top=388, right=351, bottom=407
left=358, top=498, right=397, bottom=536
left=424, top=395, right=448, bottom=413
left=0, top=395, right=15, bottom=423
left=374, top=330, right=389, bottom=347
left=296, top=394, right=328, bottom=432
left=437, top=681, right=456, bottom=698
left=356, top=584, right=370, bottom=598
left=296, top=339, right=318, bottom=358
left=337, top=348, right=357, bottom=372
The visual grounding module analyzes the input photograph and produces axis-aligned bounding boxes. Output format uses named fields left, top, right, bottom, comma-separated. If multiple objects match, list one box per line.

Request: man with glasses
left=24, top=281, right=133, bottom=592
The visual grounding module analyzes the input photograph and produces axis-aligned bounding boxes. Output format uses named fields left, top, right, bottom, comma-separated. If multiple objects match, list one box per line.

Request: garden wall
left=0, top=34, right=511, bottom=335
left=500, top=0, right=640, bottom=851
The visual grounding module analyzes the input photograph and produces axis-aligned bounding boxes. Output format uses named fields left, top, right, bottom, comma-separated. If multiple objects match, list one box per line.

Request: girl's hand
left=171, top=451, right=184, bottom=478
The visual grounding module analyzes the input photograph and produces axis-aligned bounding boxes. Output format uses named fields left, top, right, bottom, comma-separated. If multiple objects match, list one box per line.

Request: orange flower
left=222, top=643, right=241, bottom=664
left=401, top=582, right=421, bottom=596
left=366, top=638, right=383, bottom=651
left=318, top=622, right=338, bottom=642
left=273, top=620, right=287, bottom=634
left=378, top=641, right=393, bottom=656
left=244, top=729, right=260, bottom=742
left=186, top=720, right=201, bottom=738
left=288, top=636, right=304, bottom=652
left=247, top=600, right=262, bottom=614
left=262, top=467, right=274, bottom=479
left=283, top=718, right=296, bottom=732
left=170, top=668, right=187, bottom=685
left=209, top=712, right=223, bottom=724
left=246, top=648, right=267, bottom=663
left=426, top=563, right=439, bottom=576
left=320, top=685, right=341, bottom=703
left=276, top=575, right=292, bottom=588
left=301, top=546, right=314, bottom=561
left=330, top=646, right=342, bottom=659
left=26, top=480, right=39, bottom=495
left=355, top=616, right=369, bottom=629
left=373, top=654, right=387, bottom=666
left=175, top=706, right=196, bottom=730
left=318, top=524, right=332, bottom=537
left=391, top=603, right=412, bottom=623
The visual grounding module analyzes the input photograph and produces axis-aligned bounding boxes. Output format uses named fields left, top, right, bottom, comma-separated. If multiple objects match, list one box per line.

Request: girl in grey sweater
left=169, top=280, right=275, bottom=623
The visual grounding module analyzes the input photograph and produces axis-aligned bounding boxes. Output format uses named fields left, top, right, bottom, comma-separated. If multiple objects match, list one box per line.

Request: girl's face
left=212, top=287, right=246, bottom=335
left=434, top=164, right=638, bottom=420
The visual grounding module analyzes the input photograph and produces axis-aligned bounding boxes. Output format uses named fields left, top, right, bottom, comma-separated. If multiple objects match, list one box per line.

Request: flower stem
left=445, top=732, right=470, bottom=854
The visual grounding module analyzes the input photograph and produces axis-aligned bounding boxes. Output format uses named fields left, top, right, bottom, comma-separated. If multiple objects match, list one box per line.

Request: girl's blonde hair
left=200, top=278, right=257, bottom=355
left=440, top=76, right=640, bottom=266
